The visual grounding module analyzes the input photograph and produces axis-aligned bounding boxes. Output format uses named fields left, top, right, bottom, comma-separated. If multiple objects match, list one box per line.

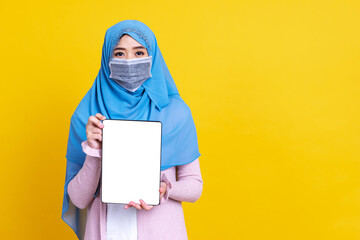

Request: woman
left=61, top=20, right=203, bottom=240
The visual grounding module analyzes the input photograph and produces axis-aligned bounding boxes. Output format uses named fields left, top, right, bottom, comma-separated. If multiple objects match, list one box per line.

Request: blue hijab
left=61, top=20, right=200, bottom=238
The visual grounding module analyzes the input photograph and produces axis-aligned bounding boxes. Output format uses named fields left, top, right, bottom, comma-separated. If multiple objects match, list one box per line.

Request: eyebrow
left=114, top=46, right=146, bottom=51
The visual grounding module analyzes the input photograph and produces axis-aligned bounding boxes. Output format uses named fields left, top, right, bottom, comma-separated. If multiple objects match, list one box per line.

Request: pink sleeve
left=67, top=140, right=102, bottom=209
left=160, top=158, right=203, bottom=203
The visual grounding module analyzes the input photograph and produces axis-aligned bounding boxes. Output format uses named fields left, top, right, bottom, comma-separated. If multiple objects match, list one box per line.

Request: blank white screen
left=101, top=119, right=162, bottom=205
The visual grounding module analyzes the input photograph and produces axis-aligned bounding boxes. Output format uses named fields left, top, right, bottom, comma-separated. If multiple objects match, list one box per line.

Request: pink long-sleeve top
left=67, top=140, right=203, bottom=240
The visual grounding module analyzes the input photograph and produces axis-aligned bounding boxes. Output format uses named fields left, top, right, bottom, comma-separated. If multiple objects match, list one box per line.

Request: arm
left=160, top=158, right=203, bottom=203
left=67, top=140, right=102, bottom=209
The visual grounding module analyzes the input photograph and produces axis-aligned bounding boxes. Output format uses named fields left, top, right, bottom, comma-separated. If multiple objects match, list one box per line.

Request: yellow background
left=1, top=0, right=359, bottom=239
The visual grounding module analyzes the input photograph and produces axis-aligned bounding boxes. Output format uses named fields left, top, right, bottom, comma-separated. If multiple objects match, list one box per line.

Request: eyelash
left=115, top=52, right=124, bottom=56
left=114, top=51, right=145, bottom=57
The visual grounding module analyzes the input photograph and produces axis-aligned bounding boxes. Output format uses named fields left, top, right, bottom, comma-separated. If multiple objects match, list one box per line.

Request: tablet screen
left=101, top=119, right=162, bottom=205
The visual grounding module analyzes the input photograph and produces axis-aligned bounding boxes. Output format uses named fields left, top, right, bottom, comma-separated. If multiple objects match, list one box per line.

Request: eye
left=135, top=51, right=145, bottom=56
left=114, top=52, right=124, bottom=57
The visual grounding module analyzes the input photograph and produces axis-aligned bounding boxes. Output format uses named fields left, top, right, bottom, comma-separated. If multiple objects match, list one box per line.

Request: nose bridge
left=125, top=51, right=135, bottom=60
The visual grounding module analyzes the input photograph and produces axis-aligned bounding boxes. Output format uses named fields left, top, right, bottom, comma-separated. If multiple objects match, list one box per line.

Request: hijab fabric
left=61, top=20, right=201, bottom=238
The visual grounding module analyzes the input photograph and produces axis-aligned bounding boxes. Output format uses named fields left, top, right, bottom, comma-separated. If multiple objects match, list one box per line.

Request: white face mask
left=109, top=56, right=152, bottom=92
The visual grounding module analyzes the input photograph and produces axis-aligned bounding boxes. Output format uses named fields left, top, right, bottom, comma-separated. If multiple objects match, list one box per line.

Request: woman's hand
left=159, top=181, right=167, bottom=200
left=124, top=182, right=167, bottom=211
left=86, top=113, right=106, bottom=149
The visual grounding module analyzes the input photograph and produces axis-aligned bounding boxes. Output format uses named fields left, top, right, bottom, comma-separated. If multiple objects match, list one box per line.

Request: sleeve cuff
left=81, top=140, right=102, bottom=158
left=160, top=173, right=172, bottom=204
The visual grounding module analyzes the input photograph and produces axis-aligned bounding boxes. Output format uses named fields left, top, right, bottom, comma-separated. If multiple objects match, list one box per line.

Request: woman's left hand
left=124, top=181, right=167, bottom=211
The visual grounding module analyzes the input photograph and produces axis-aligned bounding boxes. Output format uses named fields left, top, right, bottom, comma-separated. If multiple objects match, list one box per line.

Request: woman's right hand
left=86, top=113, right=106, bottom=149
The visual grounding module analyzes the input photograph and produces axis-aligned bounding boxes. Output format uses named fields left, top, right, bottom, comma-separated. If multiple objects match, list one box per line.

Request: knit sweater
left=67, top=140, right=203, bottom=240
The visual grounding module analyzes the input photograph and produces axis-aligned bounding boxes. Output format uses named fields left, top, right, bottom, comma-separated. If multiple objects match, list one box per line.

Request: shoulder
left=168, top=94, right=192, bottom=115
left=159, top=94, right=192, bottom=128
left=160, top=94, right=192, bottom=125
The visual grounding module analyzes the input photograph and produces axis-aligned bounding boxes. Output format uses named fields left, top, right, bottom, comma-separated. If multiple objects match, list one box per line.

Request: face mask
left=109, top=56, right=152, bottom=92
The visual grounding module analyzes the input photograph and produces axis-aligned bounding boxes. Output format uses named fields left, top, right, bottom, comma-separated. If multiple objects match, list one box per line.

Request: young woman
left=61, top=20, right=203, bottom=240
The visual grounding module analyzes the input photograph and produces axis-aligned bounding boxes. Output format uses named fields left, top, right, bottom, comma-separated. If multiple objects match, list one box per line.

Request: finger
left=159, top=184, right=166, bottom=199
left=159, top=189, right=164, bottom=199
left=139, top=199, right=153, bottom=211
left=95, top=113, right=106, bottom=121
left=89, top=133, right=102, bottom=142
left=88, top=126, right=102, bottom=134
left=159, top=182, right=166, bottom=193
left=89, top=115, right=104, bottom=129
left=125, top=203, right=137, bottom=209
left=129, top=201, right=142, bottom=210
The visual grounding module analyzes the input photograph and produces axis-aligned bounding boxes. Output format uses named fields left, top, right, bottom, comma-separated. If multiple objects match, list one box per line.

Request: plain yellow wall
left=1, top=0, right=359, bottom=239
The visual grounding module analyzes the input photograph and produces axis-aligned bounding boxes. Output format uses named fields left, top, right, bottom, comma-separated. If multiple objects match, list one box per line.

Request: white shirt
left=106, top=203, right=137, bottom=240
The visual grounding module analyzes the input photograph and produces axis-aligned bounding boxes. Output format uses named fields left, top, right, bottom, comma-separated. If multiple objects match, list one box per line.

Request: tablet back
left=101, top=119, right=162, bottom=205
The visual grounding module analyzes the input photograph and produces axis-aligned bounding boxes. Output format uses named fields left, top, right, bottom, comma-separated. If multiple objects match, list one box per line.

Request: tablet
left=101, top=119, right=162, bottom=205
